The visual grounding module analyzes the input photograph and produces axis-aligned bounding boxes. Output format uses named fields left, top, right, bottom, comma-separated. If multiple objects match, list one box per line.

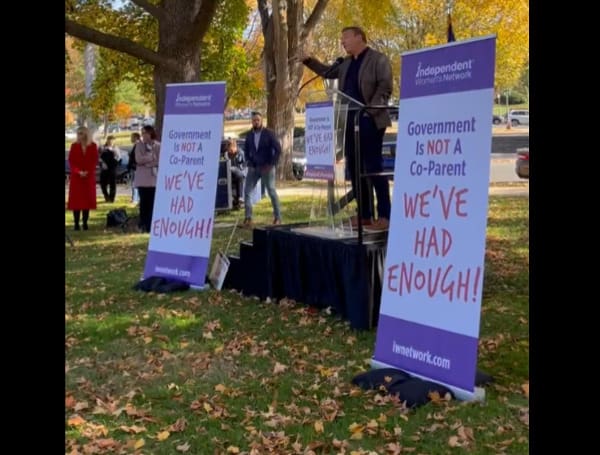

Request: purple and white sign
left=142, top=82, right=225, bottom=287
left=304, top=101, right=335, bottom=180
left=373, top=37, right=496, bottom=400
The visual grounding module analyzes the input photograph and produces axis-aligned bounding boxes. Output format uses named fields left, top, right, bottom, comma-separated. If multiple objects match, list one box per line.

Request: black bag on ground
left=133, top=276, right=190, bottom=293
left=106, top=208, right=128, bottom=228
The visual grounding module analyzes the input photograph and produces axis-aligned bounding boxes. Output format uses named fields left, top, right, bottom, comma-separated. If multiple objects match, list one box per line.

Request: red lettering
left=164, top=173, right=183, bottom=190
left=387, top=264, right=399, bottom=292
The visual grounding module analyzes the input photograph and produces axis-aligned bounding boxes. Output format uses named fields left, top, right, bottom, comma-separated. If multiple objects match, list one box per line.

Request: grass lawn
left=66, top=193, right=529, bottom=454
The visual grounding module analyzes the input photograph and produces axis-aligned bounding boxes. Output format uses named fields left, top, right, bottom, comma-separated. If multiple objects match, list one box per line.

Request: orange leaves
left=67, top=415, right=86, bottom=427
left=521, top=382, right=529, bottom=398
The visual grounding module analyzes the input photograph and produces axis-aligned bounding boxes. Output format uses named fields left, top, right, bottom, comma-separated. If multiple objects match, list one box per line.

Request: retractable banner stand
left=304, top=101, right=335, bottom=180
left=142, top=82, right=226, bottom=288
left=372, top=36, right=496, bottom=400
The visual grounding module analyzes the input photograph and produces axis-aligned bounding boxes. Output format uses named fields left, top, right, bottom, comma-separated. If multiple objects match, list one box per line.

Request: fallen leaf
left=202, top=331, right=213, bottom=339
left=67, top=415, right=86, bottom=427
left=521, top=382, right=529, bottom=398
left=215, top=384, right=227, bottom=393
left=273, top=362, right=288, bottom=374
left=169, top=417, right=188, bottom=432
left=143, top=336, right=153, bottom=344
left=74, top=401, right=89, bottom=412
left=179, top=341, right=189, bottom=349
left=519, top=408, right=529, bottom=426
left=314, top=420, right=324, bottom=433
left=227, top=446, right=240, bottom=453
left=457, top=426, right=474, bottom=441
left=203, top=402, right=213, bottom=413
left=292, top=441, right=303, bottom=452
left=134, top=439, right=145, bottom=449
left=95, top=439, right=117, bottom=449
left=119, top=425, right=147, bottom=434
left=66, top=396, right=76, bottom=409
left=448, top=436, right=461, bottom=447
left=176, top=442, right=191, bottom=452
left=385, top=442, right=402, bottom=454
left=156, top=430, right=170, bottom=441
left=349, top=422, right=364, bottom=439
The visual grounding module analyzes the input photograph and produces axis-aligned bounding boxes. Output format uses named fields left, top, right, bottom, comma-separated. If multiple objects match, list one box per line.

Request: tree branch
left=129, top=0, right=165, bottom=20
left=190, top=0, right=220, bottom=43
left=65, top=19, right=176, bottom=70
left=301, top=0, right=330, bottom=41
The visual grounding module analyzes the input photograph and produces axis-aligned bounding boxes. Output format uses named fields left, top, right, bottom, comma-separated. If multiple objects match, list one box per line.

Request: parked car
left=515, top=147, right=529, bottom=179
left=292, top=136, right=306, bottom=180
left=493, top=114, right=503, bottom=125
left=507, top=109, right=529, bottom=126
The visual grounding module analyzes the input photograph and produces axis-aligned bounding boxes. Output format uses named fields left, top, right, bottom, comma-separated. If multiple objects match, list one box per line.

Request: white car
left=508, top=109, right=529, bottom=126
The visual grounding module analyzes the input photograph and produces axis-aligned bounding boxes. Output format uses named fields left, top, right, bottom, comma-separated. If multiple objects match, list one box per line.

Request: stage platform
left=223, top=223, right=388, bottom=330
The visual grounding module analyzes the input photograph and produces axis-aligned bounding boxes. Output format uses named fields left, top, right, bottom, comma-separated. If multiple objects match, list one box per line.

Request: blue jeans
left=130, top=170, right=139, bottom=203
left=244, top=165, right=281, bottom=221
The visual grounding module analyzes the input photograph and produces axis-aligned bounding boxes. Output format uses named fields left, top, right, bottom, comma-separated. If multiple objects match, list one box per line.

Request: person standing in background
left=134, top=125, right=160, bottom=233
left=243, top=112, right=282, bottom=227
left=67, top=126, right=98, bottom=230
left=99, top=135, right=121, bottom=203
left=128, top=132, right=141, bottom=205
left=224, top=138, right=247, bottom=209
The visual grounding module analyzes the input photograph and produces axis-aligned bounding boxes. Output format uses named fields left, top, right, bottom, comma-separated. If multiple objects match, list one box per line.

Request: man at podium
left=300, top=26, right=393, bottom=230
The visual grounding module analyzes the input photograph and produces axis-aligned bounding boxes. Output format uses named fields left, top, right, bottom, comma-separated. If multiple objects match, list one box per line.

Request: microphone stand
left=296, top=58, right=344, bottom=98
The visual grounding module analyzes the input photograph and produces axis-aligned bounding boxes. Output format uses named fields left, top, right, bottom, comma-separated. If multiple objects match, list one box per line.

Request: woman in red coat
left=67, top=127, right=98, bottom=230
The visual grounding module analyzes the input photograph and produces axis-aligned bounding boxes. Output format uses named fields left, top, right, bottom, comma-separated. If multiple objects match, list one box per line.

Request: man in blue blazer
left=243, top=112, right=282, bottom=227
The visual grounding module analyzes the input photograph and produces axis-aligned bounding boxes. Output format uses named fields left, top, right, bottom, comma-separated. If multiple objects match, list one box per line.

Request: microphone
left=297, top=57, right=345, bottom=97
left=323, top=57, right=344, bottom=77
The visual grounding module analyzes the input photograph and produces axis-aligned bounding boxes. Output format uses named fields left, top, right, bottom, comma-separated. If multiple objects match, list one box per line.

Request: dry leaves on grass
left=521, top=382, right=529, bottom=398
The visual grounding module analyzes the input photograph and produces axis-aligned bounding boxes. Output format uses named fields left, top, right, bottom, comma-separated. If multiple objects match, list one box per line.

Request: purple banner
left=400, top=37, right=495, bottom=99
left=305, top=165, right=334, bottom=180
left=144, top=250, right=209, bottom=287
left=374, top=315, right=478, bottom=392
left=164, top=82, right=225, bottom=115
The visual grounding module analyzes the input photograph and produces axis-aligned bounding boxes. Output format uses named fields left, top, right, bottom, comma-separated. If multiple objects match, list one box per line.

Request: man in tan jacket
left=301, top=26, right=393, bottom=230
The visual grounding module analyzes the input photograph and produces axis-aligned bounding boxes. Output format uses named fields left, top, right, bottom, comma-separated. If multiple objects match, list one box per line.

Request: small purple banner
left=144, top=250, right=208, bottom=287
left=374, top=315, right=478, bottom=392
left=400, top=37, right=495, bottom=100
left=305, top=165, right=334, bottom=180
left=306, top=101, right=334, bottom=109
left=164, top=82, right=225, bottom=115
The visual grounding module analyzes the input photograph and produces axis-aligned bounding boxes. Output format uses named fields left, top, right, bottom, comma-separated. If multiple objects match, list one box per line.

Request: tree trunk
left=258, top=0, right=329, bottom=180
left=66, top=0, right=219, bottom=138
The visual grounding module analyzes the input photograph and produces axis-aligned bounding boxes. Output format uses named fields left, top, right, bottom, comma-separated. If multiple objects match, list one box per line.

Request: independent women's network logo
left=175, top=93, right=213, bottom=108
left=414, top=59, right=474, bottom=86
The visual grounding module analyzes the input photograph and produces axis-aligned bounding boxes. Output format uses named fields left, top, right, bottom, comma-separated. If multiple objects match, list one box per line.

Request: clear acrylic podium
left=291, top=83, right=367, bottom=239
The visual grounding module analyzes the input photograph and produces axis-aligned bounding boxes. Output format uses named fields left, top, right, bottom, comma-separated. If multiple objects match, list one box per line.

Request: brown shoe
left=369, top=217, right=390, bottom=231
left=242, top=218, right=253, bottom=228
left=350, top=215, right=373, bottom=228
left=273, top=218, right=282, bottom=225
